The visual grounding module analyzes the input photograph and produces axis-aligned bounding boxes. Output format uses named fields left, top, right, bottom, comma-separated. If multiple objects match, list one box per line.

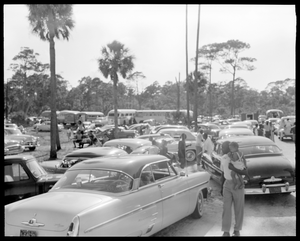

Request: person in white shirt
left=196, top=129, right=204, bottom=166
left=220, top=141, right=248, bottom=237
left=202, top=133, right=214, bottom=156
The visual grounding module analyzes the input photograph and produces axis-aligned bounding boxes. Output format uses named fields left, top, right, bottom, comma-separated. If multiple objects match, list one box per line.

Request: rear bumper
left=245, top=183, right=296, bottom=195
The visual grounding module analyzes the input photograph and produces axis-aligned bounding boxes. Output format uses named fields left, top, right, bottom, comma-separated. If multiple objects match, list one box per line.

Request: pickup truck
left=4, top=155, right=62, bottom=205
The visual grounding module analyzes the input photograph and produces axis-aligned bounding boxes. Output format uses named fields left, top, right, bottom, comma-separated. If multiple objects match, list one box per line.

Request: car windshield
left=5, top=128, right=22, bottom=135
left=26, top=159, right=48, bottom=178
left=240, top=145, right=282, bottom=156
left=52, top=169, right=133, bottom=193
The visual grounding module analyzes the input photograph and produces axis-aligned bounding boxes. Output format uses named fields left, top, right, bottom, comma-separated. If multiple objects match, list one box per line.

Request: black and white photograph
left=4, top=4, right=295, bottom=237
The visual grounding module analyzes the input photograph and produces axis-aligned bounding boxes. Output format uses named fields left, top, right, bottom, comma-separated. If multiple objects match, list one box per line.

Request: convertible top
left=69, top=154, right=168, bottom=179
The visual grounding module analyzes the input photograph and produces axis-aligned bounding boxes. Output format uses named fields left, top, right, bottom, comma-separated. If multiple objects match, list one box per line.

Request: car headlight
left=67, top=216, right=80, bottom=236
left=20, top=140, right=25, bottom=145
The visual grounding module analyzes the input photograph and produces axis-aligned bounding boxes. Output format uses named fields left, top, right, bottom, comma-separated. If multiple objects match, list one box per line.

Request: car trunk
left=245, top=154, right=295, bottom=188
left=5, top=191, right=113, bottom=233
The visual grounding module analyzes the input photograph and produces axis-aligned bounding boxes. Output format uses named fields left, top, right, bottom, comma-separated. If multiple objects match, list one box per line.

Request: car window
left=240, top=145, right=282, bottom=155
left=139, top=166, right=155, bottom=187
left=151, top=161, right=176, bottom=181
left=5, top=163, right=29, bottom=182
left=52, top=169, right=133, bottom=193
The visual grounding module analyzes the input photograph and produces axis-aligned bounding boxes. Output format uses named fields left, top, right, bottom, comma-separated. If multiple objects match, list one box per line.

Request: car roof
left=103, top=138, right=152, bottom=147
left=158, top=128, right=191, bottom=133
left=65, top=147, right=128, bottom=157
left=219, top=128, right=254, bottom=135
left=70, top=154, right=168, bottom=178
left=4, top=154, right=35, bottom=161
left=216, top=136, right=275, bottom=147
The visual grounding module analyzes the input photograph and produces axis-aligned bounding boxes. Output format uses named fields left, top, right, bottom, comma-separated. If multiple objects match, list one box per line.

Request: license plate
left=20, top=230, right=37, bottom=236
left=269, top=186, right=282, bottom=194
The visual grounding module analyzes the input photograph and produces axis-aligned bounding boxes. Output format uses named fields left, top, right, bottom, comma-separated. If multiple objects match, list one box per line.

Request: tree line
left=5, top=46, right=295, bottom=121
left=4, top=5, right=295, bottom=159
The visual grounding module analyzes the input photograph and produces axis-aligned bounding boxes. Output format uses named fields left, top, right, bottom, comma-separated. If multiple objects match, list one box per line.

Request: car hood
left=6, top=134, right=36, bottom=141
left=246, top=154, right=295, bottom=180
left=5, top=191, right=114, bottom=232
left=4, top=139, right=20, bottom=146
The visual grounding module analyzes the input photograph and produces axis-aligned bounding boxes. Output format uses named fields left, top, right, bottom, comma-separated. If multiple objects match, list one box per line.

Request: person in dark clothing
left=178, top=133, right=187, bottom=169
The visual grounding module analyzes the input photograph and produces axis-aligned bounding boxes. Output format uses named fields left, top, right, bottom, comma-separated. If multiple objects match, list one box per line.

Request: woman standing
left=220, top=141, right=248, bottom=236
left=178, top=133, right=187, bottom=169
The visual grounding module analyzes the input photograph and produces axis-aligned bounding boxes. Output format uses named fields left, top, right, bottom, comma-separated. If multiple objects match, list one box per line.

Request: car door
left=151, top=161, right=190, bottom=229
left=130, top=165, right=163, bottom=236
left=4, top=161, right=36, bottom=204
left=210, top=143, right=223, bottom=181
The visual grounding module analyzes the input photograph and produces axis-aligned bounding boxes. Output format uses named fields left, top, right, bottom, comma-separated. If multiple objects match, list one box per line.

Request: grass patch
left=25, top=127, right=75, bottom=163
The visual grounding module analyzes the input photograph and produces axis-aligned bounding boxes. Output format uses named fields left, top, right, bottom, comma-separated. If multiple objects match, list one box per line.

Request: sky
left=4, top=4, right=296, bottom=93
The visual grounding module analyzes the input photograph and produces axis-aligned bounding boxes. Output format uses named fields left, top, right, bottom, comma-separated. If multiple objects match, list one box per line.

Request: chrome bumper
left=23, top=142, right=40, bottom=148
left=245, top=183, right=296, bottom=195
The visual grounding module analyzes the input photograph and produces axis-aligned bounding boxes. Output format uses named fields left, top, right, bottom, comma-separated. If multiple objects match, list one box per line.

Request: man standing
left=196, top=129, right=204, bottom=166
left=220, top=141, right=248, bottom=236
left=203, top=133, right=214, bottom=156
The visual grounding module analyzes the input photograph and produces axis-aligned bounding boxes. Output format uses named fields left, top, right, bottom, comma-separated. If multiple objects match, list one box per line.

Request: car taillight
left=67, top=216, right=80, bottom=236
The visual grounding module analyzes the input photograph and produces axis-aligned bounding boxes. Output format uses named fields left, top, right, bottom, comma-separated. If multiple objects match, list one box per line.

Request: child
left=228, top=141, right=250, bottom=190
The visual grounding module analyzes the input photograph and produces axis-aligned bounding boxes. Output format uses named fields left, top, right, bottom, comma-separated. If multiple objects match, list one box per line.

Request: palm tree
left=27, top=4, right=75, bottom=159
left=98, top=40, right=135, bottom=137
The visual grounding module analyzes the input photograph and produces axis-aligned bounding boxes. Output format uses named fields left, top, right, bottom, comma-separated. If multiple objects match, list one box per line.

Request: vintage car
left=4, top=155, right=63, bottom=205
left=5, top=155, right=211, bottom=236
left=128, top=123, right=151, bottom=131
left=155, top=129, right=197, bottom=162
left=258, top=115, right=267, bottom=123
left=197, top=123, right=222, bottom=140
left=200, top=136, right=296, bottom=195
left=218, top=128, right=254, bottom=140
left=277, top=116, right=296, bottom=141
left=136, top=133, right=172, bottom=141
left=103, top=138, right=152, bottom=154
left=36, top=121, right=64, bottom=132
left=231, top=121, right=252, bottom=130
left=226, top=118, right=241, bottom=124
left=40, top=147, right=128, bottom=174
left=150, top=125, right=189, bottom=134
left=100, top=125, right=138, bottom=138
left=243, top=119, right=258, bottom=128
left=130, top=145, right=161, bottom=155
left=157, top=128, right=196, bottom=141
left=224, top=124, right=249, bottom=130
left=4, top=127, right=39, bottom=151
left=4, top=137, right=24, bottom=156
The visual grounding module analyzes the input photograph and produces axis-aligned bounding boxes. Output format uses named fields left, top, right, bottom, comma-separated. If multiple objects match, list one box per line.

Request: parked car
left=5, top=154, right=210, bottom=236
left=4, top=137, right=25, bottom=156
left=136, top=133, right=172, bottom=141
left=226, top=118, right=241, bottom=124
left=218, top=128, right=254, bottom=140
left=157, top=128, right=195, bottom=141
left=155, top=129, right=197, bottom=162
left=5, top=123, right=18, bottom=129
left=243, top=120, right=258, bottom=129
left=277, top=116, right=296, bottom=141
left=100, top=125, right=138, bottom=138
left=4, top=155, right=63, bottom=205
left=4, top=128, right=39, bottom=151
left=150, top=125, right=189, bottom=134
left=40, top=147, right=128, bottom=174
left=258, top=115, right=267, bottom=122
left=197, top=123, right=222, bottom=141
left=103, top=138, right=152, bottom=154
left=200, top=136, right=295, bottom=195
left=224, top=124, right=249, bottom=130
left=231, top=121, right=252, bottom=130
left=36, top=121, right=64, bottom=132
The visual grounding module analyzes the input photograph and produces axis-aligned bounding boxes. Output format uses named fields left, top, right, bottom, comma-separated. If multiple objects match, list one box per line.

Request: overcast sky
left=4, top=4, right=296, bottom=92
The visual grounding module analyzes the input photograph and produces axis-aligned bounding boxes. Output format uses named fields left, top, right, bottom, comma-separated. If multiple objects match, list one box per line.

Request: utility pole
left=194, top=5, right=201, bottom=132
left=185, top=4, right=190, bottom=128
